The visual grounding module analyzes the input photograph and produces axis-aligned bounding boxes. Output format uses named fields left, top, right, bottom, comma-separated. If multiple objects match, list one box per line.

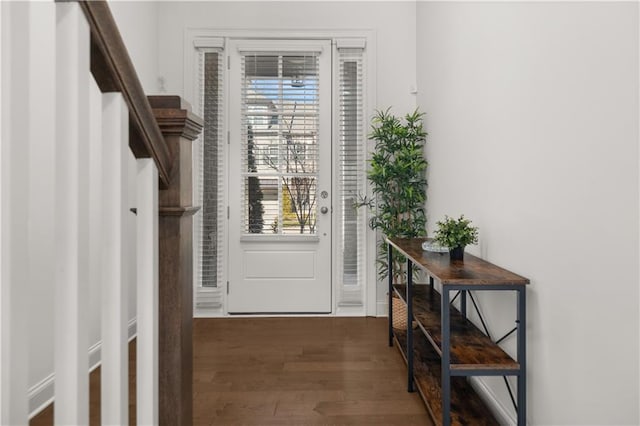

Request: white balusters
left=27, top=1, right=56, bottom=418
left=101, top=92, right=130, bottom=425
left=137, top=158, right=159, bottom=425
left=88, top=76, right=104, bottom=378
left=1, top=2, right=161, bottom=423
left=0, top=2, right=5, bottom=420
left=54, top=2, right=91, bottom=424
left=0, top=2, right=31, bottom=423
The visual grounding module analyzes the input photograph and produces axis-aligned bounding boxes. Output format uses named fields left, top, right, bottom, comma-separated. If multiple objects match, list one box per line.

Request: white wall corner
left=376, top=301, right=388, bottom=317
left=28, top=318, right=137, bottom=419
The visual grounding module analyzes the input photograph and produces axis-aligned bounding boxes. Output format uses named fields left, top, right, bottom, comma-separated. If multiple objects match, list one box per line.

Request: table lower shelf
left=393, top=328, right=499, bottom=426
left=393, top=284, right=519, bottom=371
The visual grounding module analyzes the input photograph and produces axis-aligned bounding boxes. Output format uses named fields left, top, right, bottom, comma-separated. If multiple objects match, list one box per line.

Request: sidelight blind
left=336, top=41, right=366, bottom=306
left=240, top=52, right=321, bottom=235
left=194, top=45, right=225, bottom=311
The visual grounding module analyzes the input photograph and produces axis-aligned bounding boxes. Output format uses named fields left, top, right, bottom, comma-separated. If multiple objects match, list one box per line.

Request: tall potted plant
left=363, top=108, right=428, bottom=283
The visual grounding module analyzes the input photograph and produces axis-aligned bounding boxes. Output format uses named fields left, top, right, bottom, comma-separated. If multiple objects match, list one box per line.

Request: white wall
left=156, top=1, right=417, bottom=113
left=109, top=0, right=160, bottom=329
left=417, top=2, right=639, bottom=425
left=109, top=1, right=160, bottom=94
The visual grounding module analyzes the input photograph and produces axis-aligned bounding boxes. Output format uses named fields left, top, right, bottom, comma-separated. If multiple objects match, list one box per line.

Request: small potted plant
left=434, top=215, right=479, bottom=261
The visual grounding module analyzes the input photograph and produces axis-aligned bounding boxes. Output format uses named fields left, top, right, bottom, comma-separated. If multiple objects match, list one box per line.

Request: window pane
left=282, top=176, right=317, bottom=235
left=245, top=55, right=278, bottom=77
left=241, top=52, right=320, bottom=236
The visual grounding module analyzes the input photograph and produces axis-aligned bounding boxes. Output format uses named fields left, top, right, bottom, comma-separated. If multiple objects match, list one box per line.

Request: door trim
left=185, top=29, right=378, bottom=317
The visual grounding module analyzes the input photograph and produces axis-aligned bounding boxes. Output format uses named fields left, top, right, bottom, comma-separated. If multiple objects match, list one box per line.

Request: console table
left=385, top=237, right=529, bottom=425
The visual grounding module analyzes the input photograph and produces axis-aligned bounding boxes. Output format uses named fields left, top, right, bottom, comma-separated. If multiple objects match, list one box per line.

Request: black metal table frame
left=387, top=242, right=527, bottom=426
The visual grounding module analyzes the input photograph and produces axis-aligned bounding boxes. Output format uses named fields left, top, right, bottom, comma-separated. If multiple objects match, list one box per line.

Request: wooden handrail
left=77, top=0, right=172, bottom=188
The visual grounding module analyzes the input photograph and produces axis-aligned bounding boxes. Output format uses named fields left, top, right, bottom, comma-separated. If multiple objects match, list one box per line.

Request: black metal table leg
left=388, top=243, right=393, bottom=347
left=517, top=287, right=527, bottom=425
left=442, top=287, right=451, bottom=426
left=407, top=258, right=414, bottom=392
left=461, top=290, right=467, bottom=319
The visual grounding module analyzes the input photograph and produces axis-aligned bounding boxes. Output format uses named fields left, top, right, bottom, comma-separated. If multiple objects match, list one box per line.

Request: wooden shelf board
left=394, top=329, right=499, bottom=426
left=394, top=284, right=518, bottom=370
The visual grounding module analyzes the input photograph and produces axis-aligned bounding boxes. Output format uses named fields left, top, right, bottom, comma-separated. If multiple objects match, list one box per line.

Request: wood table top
left=386, top=237, right=529, bottom=286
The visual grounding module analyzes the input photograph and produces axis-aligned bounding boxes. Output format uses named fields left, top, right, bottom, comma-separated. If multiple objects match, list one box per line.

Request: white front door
left=227, top=40, right=332, bottom=313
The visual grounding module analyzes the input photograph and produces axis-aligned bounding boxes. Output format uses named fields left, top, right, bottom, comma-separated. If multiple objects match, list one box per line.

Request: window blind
left=336, top=45, right=366, bottom=306
left=240, top=52, right=320, bottom=235
left=194, top=48, right=225, bottom=310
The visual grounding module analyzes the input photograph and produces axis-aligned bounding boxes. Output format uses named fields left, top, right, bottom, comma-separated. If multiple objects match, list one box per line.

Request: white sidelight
left=101, top=92, right=130, bottom=425
left=334, top=39, right=367, bottom=315
left=136, top=158, right=159, bottom=425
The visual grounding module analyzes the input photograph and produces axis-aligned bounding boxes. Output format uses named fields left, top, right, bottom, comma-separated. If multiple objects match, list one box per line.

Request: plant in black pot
left=359, top=108, right=428, bottom=283
left=434, top=215, right=479, bottom=261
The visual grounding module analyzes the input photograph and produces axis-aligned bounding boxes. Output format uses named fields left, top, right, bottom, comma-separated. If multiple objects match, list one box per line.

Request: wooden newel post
left=149, top=96, right=203, bottom=426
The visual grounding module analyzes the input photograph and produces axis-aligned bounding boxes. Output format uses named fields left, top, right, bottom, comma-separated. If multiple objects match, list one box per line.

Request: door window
left=241, top=53, right=321, bottom=236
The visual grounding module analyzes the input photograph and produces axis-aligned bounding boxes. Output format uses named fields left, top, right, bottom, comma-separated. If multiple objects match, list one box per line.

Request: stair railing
left=0, top=1, right=201, bottom=424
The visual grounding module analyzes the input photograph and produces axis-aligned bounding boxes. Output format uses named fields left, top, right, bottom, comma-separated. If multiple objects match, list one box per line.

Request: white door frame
left=185, top=29, right=378, bottom=317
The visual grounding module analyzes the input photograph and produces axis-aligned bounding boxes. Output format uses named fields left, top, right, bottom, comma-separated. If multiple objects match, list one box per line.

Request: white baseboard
left=335, top=304, right=365, bottom=316
left=194, top=307, right=225, bottom=318
left=470, top=377, right=517, bottom=425
left=376, top=300, right=388, bottom=317
left=28, top=318, right=138, bottom=419
left=128, top=317, right=137, bottom=342
left=27, top=373, right=55, bottom=421
left=89, top=340, right=102, bottom=372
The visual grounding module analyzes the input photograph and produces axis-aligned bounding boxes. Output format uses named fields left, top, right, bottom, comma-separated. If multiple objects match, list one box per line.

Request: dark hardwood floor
left=30, top=341, right=137, bottom=426
left=31, top=317, right=431, bottom=425
left=193, top=317, right=431, bottom=425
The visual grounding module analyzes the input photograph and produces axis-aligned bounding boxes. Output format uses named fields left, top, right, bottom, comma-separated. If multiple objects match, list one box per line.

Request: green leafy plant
left=359, top=108, right=428, bottom=283
left=434, top=215, right=479, bottom=249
